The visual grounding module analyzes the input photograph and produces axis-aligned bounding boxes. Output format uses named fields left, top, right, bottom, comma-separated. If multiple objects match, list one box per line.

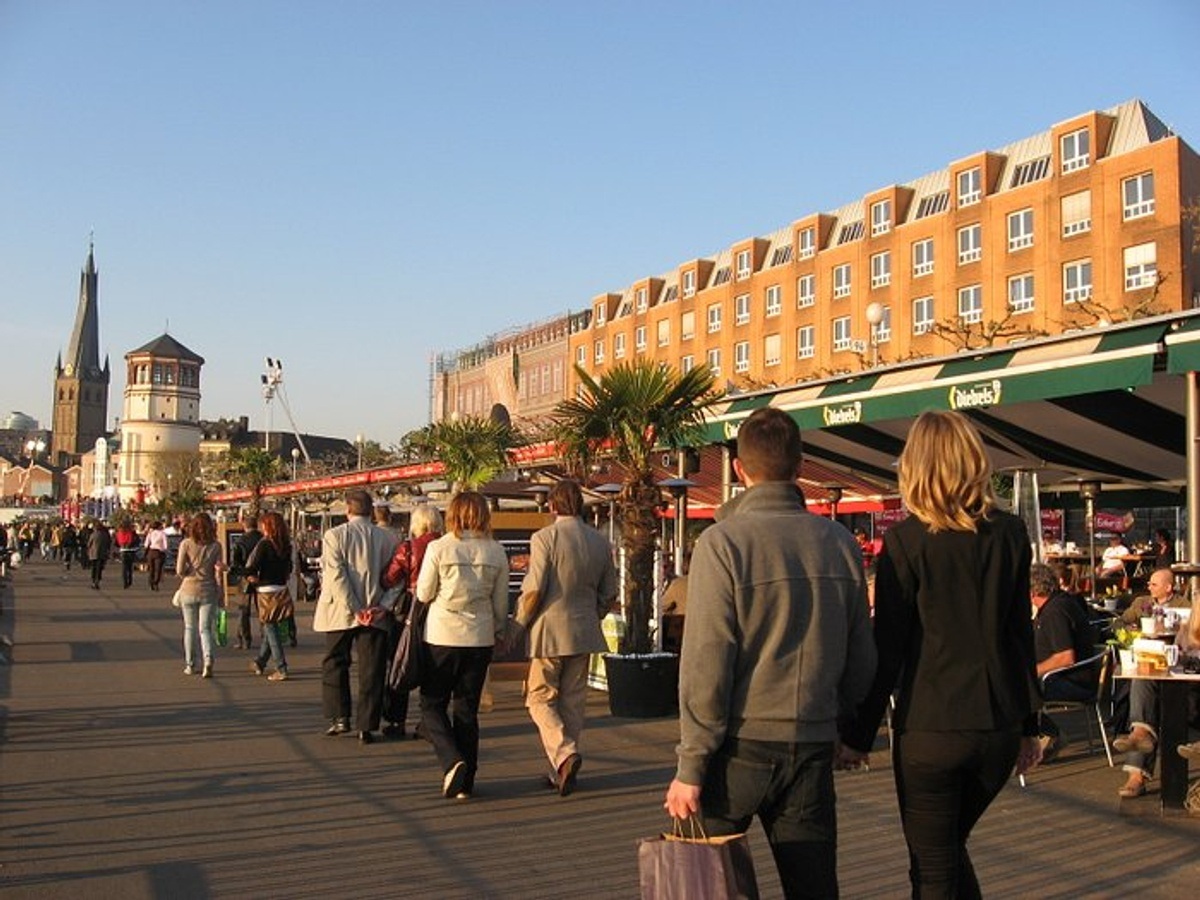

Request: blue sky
left=2, top=0, right=1198, bottom=446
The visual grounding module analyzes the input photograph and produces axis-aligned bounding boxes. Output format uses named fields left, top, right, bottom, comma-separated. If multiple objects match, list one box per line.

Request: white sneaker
left=183, top=665, right=194, bottom=675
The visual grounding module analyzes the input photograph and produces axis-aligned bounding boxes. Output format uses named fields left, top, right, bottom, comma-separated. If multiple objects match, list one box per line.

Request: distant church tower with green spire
left=51, top=241, right=111, bottom=466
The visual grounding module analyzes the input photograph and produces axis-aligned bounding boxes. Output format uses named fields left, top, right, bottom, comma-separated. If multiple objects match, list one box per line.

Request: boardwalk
left=2, top=556, right=1198, bottom=899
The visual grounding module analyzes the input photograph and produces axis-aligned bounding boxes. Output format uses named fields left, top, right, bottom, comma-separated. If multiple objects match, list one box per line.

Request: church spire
left=65, top=238, right=101, bottom=376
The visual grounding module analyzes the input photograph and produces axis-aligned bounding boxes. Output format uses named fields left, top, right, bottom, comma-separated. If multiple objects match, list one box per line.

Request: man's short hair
left=548, top=480, right=584, bottom=517
left=736, top=408, right=802, bottom=483
left=243, top=514, right=258, bottom=529
left=1030, top=563, right=1058, bottom=598
left=345, top=490, right=373, bottom=517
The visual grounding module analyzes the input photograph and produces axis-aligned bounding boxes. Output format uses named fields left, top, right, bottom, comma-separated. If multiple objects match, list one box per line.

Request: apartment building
left=568, top=99, right=1200, bottom=394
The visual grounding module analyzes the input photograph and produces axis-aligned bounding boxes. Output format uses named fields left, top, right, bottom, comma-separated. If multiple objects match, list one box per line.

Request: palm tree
left=551, top=359, right=719, bottom=654
left=409, top=415, right=519, bottom=494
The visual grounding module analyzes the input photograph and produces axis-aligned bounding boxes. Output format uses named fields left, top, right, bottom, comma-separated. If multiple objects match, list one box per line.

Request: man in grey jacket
left=665, top=408, right=876, bottom=900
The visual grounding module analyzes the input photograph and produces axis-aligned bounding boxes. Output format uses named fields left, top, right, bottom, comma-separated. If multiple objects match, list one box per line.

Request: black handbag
left=387, top=599, right=429, bottom=692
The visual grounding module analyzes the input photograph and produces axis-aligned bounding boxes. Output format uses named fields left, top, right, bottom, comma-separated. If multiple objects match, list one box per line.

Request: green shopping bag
left=216, top=608, right=229, bottom=647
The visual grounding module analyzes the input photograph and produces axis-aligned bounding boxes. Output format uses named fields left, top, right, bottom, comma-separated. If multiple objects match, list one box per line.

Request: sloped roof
left=125, top=334, right=205, bottom=364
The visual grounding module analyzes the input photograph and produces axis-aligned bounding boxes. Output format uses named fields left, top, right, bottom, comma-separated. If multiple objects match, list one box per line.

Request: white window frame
left=656, top=319, right=670, bottom=347
left=958, top=167, right=981, bottom=206
left=1124, top=242, right=1157, bottom=291
left=707, top=347, right=721, bottom=376
left=707, top=303, right=722, bottom=333
left=681, top=310, right=695, bottom=341
left=870, top=251, right=891, bottom=289
left=735, top=293, right=751, bottom=325
left=594, top=303, right=606, bottom=327
left=683, top=270, right=696, bottom=298
left=1123, top=172, right=1155, bottom=220
left=797, top=274, right=815, bottom=308
left=1061, top=190, right=1092, bottom=237
left=1007, top=208, right=1034, bottom=251
left=681, top=354, right=694, bottom=373
left=875, top=305, right=892, bottom=343
left=1061, top=128, right=1090, bottom=173
left=613, top=332, right=627, bottom=359
left=797, top=325, right=815, bottom=359
left=799, top=227, right=815, bottom=259
left=871, top=199, right=892, bottom=236
left=735, top=249, right=752, bottom=281
left=765, top=284, right=781, bottom=318
left=1063, top=259, right=1092, bottom=304
left=1008, top=274, right=1035, bottom=314
left=594, top=339, right=605, bottom=364
left=635, top=287, right=648, bottom=312
left=912, top=296, right=934, bottom=335
left=634, top=325, right=647, bottom=352
left=912, top=238, right=934, bottom=277
left=958, top=223, right=982, bottom=264
left=833, top=263, right=851, bottom=299
left=764, top=333, right=781, bottom=367
left=958, top=285, right=983, bottom=324
left=575, top=345, right=587, bottom=366
left=832, top=316, right=852, bottom=352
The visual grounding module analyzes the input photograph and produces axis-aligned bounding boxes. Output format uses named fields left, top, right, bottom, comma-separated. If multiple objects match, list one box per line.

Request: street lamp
left=262, top=358, right=284, bottom=451
left=23, top=438, right=46, bottom=501
left=355, top=433, right=364, bottom=470
left=865, top=302, right=885, bottom=368
left=291, top=447, right=301, bottom=481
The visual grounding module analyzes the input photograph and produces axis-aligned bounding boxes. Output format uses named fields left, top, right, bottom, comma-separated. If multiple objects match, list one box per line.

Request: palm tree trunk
left=620, top=477, right=661, bottom=655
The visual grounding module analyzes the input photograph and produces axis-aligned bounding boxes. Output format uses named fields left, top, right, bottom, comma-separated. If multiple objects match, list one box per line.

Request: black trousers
left=420, top=644, right=493, bottom=786
left=321, top=626, right=387, bottom=731
left=892, top=728, right=1020, bottom=900
left=120, top=550, right=136, bottom=587
left=90, top=557, right=106, bottom=586
left=146, top=549, right=165, bottom=589
left=382, top=615, right=411, bottom=729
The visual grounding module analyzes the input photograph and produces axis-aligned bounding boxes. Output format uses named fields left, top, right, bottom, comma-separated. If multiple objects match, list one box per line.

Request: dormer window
left=1061, top=128, right=1090, bottom=173
left=683, top=270, right=696, bottom=298
left=871, top=199, right=892, bottom=236
left=957, top=167, right=981, bottom=206
left=735, top=249, right=752, bottom=281
left=594, top=303, right=606, bottom=327
left=635, top=287, right=648, bottom=312
left=799, top=227, right=815, bottom=259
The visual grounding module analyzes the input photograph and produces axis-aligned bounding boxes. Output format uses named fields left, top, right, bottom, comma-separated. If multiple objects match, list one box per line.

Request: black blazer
left=844, top=510, right=1040, bottom=750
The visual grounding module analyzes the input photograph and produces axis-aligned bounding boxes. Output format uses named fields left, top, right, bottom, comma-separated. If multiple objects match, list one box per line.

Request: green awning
left=1164, top=315, right=1200, bottom=374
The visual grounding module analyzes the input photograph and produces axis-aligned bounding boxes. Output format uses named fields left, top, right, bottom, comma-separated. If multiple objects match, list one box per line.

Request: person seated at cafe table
left=1097, top=533, right=1131, bottom=584
left=1119, top=567, right=1189, bottom=626
left=1112, top=591, right=1200, bottom=798
left=1152, top=527, right=1176, bottom=570
left=1032, top=563, right=1099, bottom=762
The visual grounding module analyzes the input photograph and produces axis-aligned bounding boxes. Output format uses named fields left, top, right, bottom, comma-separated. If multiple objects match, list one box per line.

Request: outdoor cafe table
left=1113, top=665, right=1200, bottom=811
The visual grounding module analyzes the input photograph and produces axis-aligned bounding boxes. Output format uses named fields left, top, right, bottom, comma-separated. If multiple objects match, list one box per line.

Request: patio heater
left=824, top=484, right=844, bottom=521
left=657, top=477, right=696, bottom=577
left=593, top=483, right=622, bottom=544
left=1078, top=479, right=1102, bottom=603
left=524, top=484, right=550, bottom=512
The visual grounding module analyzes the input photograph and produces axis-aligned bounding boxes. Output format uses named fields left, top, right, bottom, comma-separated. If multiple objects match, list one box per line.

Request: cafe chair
left=1040, top=647, right=1115, bottom=768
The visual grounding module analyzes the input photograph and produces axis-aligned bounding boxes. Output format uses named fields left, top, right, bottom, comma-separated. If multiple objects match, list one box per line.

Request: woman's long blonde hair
left=898, top=410, right=997, bottom=533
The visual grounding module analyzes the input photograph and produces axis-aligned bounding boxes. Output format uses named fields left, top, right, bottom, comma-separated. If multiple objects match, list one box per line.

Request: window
left=838, top=221, right=864, bottom=244
left=832, top=316, right=852, bottom=351
left=707, top=347, right=721, bottom=376
left=634, top=326, right=647, bottom=351
left=1124, top=242, right=1157, bottom=290
left=797, top=325, right=815, bottom=359
left=681, top=355, right=694, bottom=373
left=912, top=238, right=934, bottom=277
left=553, top=361, right=562, bottom=392
left=594, top=339, right=605, bottom=364
left=594, top=303, right=606, bottom=327
left=770, top=245, right=793, bottom=266
left=833, top=263, right=851, bottom=299
left=707, top=303, right=722, bottom=333
left=958, top=167, right=981, bottom=206
left=765, top=284, right=781, bottom=317
left=875, top=305, right=892, bottom=343
left=540, top=364, right=550, bottom=394
left=735, top=249, right=752, bottom=280
left=1061, top=128, right=1090, bottom=173
left=1010, top=156, right=1050, bottom=187
left=152, top=364, right=164, bottom=384
left=797, top=274, right=815, bottom=308
left=870, top=251, right=891, bottom=288
left=1008, top=209, right=1033, bottom=251
left=613, top=333, right=627, bottom=359
left=657, top=319, right=670, bottom=347
left=799, top=227, right=816, bottom=259
left=615, top=297, right=632, bottom=318
left=681, top=310, right=695, bottom=341
left=1063, top=259, right=1092, bottom=304
left=635, top=287, right=648, bottom=312
left=958, top=285, right=983, bottom=324
left=871, top=199, right=892, bottom=236
left=712, top=267, right=731, bottom=287
left=1061, top=190, right=1092, bottom=237
left=958, top=224, right=982, bottom=264
left=915, top=191, right=949, bottom=218
left=576, top=345, right=587, bottom=366
left=764, top=334, right=781, bottom=367
left=913, top=296, right=934, bottom=335
left=735, top=293, right=750, bottom=325
left=683, top=270, right=696, bottom=298
left=1123, top=173, right=1155, bottom=220
left=1008, top=274, right=1035, bottom=314
left=662, top=285, right=678, bottom=303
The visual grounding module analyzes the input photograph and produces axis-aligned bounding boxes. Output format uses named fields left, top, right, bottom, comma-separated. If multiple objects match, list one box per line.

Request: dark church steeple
left=51, top=240, right=111, bottom=465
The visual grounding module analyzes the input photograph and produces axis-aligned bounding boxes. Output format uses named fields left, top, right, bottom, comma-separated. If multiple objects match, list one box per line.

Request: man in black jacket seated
left=1031, top=562, right=1098, bottom=761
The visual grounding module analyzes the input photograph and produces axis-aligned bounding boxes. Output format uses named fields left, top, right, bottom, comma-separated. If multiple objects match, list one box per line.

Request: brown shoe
left=557, top=753, right=582, bottom=797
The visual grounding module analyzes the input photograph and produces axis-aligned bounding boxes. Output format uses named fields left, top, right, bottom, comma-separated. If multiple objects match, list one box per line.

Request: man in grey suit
left=514, top=480, right=618, bottom=796
left=313, top=489, right=400, bottom=743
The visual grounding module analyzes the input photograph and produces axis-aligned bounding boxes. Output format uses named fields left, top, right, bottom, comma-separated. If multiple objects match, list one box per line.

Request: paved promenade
left=2, top=556, right=1198, bottom=899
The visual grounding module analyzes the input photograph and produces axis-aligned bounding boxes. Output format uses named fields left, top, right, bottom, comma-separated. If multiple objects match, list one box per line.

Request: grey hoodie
left=675, top=482, right=877, bottom=785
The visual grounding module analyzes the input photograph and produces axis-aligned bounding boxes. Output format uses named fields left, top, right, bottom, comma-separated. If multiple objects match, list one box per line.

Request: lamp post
left=1078, top=479, right=1102, bottom=603
left=24, top=438, right=46, bottom=501
left=291, top=447, right=300, bottom=481
left=355, top=433, right=364, bottom=470
left=262, top=358, right=283, bottom=451
left=825, top=484, right=844, bottom=521
left=865, top=302, right=885, bottom=368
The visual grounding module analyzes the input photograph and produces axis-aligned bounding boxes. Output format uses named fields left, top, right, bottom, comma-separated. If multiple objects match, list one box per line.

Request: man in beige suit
left=514, top=480, right=618, bottom=796
left=313, top=489, right=399, bottom=743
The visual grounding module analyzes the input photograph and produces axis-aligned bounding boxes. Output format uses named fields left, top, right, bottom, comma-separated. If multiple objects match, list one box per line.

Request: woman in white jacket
left=416, top=491, right=509, bottom=800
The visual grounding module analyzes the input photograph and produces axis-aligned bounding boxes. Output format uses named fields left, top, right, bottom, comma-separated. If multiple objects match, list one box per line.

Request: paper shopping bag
left=637, top=827, right=759, bottom=900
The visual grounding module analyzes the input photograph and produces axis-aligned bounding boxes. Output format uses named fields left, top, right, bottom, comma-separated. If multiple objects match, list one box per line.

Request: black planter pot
left=603, top=653, right=679, bottom=718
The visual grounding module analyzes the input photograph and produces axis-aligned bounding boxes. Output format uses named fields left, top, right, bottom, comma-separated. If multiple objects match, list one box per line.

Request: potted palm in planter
left=550, top=359, right=719, bottom=716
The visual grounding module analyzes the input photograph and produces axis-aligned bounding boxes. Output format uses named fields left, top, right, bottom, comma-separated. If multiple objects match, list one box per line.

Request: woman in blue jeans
left=175, top=513, right=224, bottom=678
left=245, top=511, right=294, bottom=682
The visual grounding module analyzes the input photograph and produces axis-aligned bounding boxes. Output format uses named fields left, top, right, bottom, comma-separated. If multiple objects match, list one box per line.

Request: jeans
left=321, top=626, right=387, bottom=731
left=256, top=621, right=288, bottom=673
left=420, top=644, right=493, bottom=788
left=700, top=737, right=839, bottom=900
left=120, top=550, right=136, bottom=587
left=180, top=597, right=215, bottom=668
left=892, top=728, right=1020, bottom=900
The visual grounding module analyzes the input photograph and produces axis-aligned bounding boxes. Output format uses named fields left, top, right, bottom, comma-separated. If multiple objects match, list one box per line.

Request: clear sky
left=2, top=0, right=1198, bottom=446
